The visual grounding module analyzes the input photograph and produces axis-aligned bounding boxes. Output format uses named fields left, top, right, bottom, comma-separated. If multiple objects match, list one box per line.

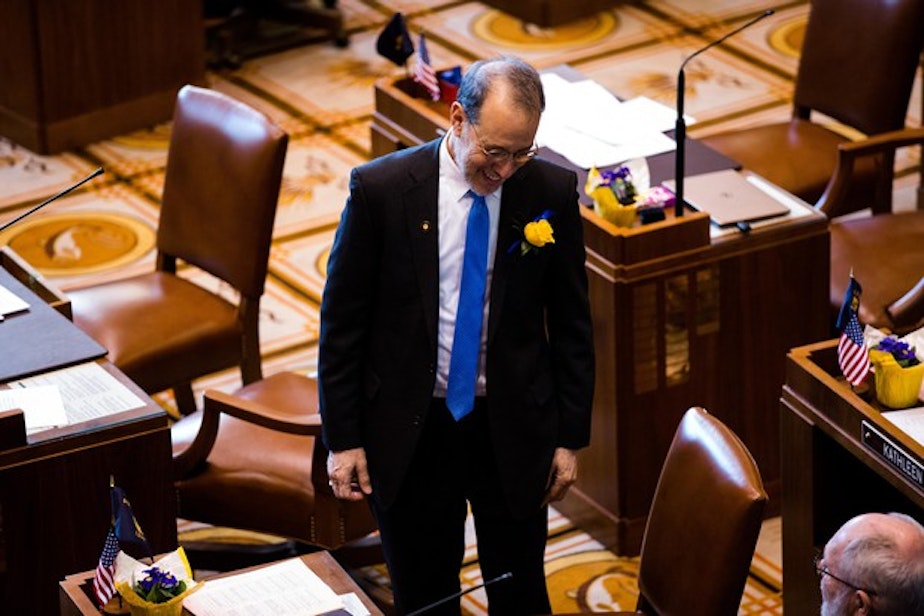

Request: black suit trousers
left=370, top=398, right=551, bottom=615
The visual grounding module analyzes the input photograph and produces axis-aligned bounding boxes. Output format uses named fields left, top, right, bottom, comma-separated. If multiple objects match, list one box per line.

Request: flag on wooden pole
left=376, top=12, right=414, bottom=66
left=93, top=478, right=152, bottom=608
left=836, top=274, right=870, bottom=386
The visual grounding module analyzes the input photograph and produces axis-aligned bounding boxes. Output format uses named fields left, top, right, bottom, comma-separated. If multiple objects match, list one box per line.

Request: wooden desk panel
left=60, top=552, right=384, bottom=616
left=373, top=72, right=832, bottom=555
left=568, top=204, right=829, bottom=553
left=0, top=367, right=177, bottom=616
left=0, top=255, right=177, bottom=615
left=0, top=0, right=204, bottom=154
left=780, top=341, right=924, bottom=615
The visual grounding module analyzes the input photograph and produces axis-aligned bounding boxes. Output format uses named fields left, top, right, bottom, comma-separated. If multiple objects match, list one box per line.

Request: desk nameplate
left=861, top=420, right=924, bottom=489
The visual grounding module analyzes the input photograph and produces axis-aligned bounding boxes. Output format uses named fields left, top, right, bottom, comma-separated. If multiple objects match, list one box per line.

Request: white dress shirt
left=433, top=134, right=501, bottom=398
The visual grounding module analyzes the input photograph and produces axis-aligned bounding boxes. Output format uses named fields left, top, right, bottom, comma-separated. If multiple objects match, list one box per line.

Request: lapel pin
left=421, top=220, right=431, bottom=232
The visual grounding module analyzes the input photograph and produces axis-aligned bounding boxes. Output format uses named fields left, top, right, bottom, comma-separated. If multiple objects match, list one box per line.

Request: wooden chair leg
left=174, top=382, right=198, bottom=416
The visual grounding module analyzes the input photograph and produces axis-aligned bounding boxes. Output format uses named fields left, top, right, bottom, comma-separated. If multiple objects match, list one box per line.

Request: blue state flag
left=111, top=483, right=152, bottom=557
left=376, top=12, right=414, bottom=66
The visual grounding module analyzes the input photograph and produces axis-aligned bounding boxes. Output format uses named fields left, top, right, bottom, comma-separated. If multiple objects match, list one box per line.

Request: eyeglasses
left=467, top=120, right=538, bottom=166
left=813, top=552, right=878, bottom=596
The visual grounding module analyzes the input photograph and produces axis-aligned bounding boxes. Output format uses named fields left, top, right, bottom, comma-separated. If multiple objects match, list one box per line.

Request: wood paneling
left=0, top=0, right=205, bottom=153
left=0, top=258, right=177, bottom=616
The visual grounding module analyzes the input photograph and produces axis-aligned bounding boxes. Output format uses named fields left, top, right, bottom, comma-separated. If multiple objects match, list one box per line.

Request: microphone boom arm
left=674, top=9, right=773, bottom=217
left=0, top=167, right=104, bottom=234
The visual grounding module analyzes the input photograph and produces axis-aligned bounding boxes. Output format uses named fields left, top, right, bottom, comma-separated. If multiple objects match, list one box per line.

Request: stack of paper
left=0, top=283, right=29, bottom=320
left=881, top=407, right=924, bottom=446
left=0, top=362, right=146, bottom=433
left=536, top=73, right=684, bottom=169
left=0, top=385, right=66, bottom=433
left=182, top=558, right=369, bottom=616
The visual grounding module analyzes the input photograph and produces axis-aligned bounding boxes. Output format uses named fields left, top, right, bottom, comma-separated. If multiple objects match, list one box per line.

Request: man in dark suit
left=319, top=56, right=594, bottom=614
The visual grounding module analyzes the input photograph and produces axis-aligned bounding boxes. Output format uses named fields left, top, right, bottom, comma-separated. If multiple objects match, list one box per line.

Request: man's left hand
left=544, top=447, right=578, bottom=505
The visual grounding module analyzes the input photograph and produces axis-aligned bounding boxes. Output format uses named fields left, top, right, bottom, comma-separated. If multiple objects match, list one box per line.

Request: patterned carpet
left=2, top=0, right=921, bottom=613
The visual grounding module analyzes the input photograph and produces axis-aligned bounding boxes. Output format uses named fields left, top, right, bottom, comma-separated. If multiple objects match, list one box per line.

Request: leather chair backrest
left=794, top=0, right=924, bottom=136
left=635, top=407, right=767, bottom=616
left=158, top=85, right=288, bottom=300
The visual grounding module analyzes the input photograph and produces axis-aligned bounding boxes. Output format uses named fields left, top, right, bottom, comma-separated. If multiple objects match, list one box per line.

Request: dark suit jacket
left=319, top=139, right=594, bottom=517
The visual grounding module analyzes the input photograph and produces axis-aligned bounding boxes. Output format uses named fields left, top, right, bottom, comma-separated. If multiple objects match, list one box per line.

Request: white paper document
left=536, top=73, right=681, bottom=169
left=182, top=558, right=361, bottom=616
left=0, top=385, right=67, bottom=433
left=0, top=283, right=29, bottom=319
left=882, top=407, right=924, bottom=446
left=8, top=361, right=145, bottom=424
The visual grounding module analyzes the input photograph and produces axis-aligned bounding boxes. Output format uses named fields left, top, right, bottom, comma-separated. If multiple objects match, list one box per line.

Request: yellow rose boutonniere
left=510, top=210, right=555, bottom=256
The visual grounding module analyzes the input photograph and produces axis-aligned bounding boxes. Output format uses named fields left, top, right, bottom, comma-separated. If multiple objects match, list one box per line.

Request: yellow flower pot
left=128, top=601, right=183, bottom=616
left=115, top=582, right=198, bottom=616
left=591, top=186, right=638, bottom=228
left=869, top=349, right=924, bottom=409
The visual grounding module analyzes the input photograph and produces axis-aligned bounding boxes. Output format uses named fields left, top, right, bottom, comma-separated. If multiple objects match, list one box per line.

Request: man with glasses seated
left=319, top=56, right=594, bottom=614
left=816, top=512, right=924, bottom=615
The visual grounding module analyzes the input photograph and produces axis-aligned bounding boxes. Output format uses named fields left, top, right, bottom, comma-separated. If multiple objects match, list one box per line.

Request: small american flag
left=413, top=32, right=440, bottom=102
left=836, top=276, right=870, bottom=386
left=93, top=527, right=120, bottom=608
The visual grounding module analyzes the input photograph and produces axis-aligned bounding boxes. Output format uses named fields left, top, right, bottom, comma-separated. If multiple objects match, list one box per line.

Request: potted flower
left=116, top=565, right=197, bottom=616
left=868, top=336, right=924, bottom=409
left=585, top=163, right=640, bottom=228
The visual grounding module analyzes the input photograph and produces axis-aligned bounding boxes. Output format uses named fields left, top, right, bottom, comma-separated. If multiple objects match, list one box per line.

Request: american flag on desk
left=836, top=275, right=870, bottom=386
left=414, top=32, right=441, bottom=102
left=93, top=527, right=120, bottom=608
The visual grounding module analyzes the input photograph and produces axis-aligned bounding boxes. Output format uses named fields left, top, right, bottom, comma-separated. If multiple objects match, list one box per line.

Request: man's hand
left=544, top=447, right=578, bottom=505
left=327, top=448, right=372, bottom=501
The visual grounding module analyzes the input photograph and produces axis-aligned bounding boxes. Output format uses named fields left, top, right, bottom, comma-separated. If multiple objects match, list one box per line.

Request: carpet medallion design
left=0, top=211, right=155, bottom=276
left=470, top=11, right=618, bottom=51
left=546, top=550, right=639, bottom=612
left=767, top=17, right=805, bottom=60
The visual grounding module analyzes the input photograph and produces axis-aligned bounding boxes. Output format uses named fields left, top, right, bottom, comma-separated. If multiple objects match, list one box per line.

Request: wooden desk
left=374, top=73, right=832, bottom=555
left=780, top=341, right=924, bottom=616
left=59, top=551, right=384, bottom=616
left=0, top=259, right=177, bottom=616
left=0, top=0, right=204, bottom=154
left=1, top=246, right=71, bottom=319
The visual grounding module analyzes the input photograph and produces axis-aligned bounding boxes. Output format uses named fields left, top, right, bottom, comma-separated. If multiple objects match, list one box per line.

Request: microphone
left=0, top=167, right=104, bottom=233
left=673, top=9, right=774, bottom=217
left=405, top=571, right=513, bottom=616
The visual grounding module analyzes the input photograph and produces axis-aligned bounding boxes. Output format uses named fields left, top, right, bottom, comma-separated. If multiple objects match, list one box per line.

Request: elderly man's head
left=817, top=512, right=924, bottom=615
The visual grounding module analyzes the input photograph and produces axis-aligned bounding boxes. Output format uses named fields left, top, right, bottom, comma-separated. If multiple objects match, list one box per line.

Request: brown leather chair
left=699, top=0, right=924, bottom=219
left=171, top=371, right=379, bottom=564
left=70, top=85, right=288, bottom=415
left=827, top=127, right=924, bottom=334
left=612, top=407, right=767, bottom=615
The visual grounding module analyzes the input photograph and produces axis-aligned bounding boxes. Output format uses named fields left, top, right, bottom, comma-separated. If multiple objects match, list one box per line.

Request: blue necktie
left=446, top=193, right=489, bottom=421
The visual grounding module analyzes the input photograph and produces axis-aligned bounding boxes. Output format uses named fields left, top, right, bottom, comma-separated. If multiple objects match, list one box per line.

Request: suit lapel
left=403, top=145, right=441, bottom=353
left=488, top=166, right=533, bottom=345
